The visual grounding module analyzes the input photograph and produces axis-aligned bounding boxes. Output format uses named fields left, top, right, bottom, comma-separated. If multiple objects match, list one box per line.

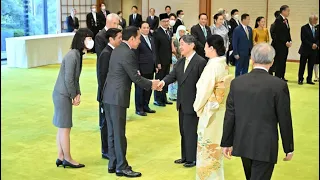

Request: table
left=6, top=33, right=75, bottom=68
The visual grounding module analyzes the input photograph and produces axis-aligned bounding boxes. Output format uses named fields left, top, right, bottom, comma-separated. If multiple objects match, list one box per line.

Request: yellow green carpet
left=1, top=54, right=319, bottom=180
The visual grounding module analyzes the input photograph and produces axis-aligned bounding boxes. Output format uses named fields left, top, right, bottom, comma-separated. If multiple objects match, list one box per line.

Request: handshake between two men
left=150, top=80, right=166, bottom=91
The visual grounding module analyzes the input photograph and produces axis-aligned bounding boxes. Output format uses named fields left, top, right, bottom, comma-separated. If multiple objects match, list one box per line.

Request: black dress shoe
left=56, top=159, right=63, bottom=167
left=165, top=100, right=173, bottom=105
left=136, top=111, right=147, bottom=116
left=108, top=168, right=116, bottom=173
left=144, top=108, right=156, bottom=113
left=183, top=161, right=196, bottom=168
left=298, top=81, right=303, bottom=85
left=102, top=153, right=109, bottom=159
left=62, top=160, right=85, bottom=168
left=307, top=81, right=315, bottom=85
left=174, top=159, right=186, bottom=164
left=154, top=101, right=166, bottom=107
left=116, top=169, right=142, bottom=177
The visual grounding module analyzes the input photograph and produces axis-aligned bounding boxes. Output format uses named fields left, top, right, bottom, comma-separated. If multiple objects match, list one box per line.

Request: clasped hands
left=72, top=94, right=81, bottom=106
left=151, top=80, right=165, bottom=91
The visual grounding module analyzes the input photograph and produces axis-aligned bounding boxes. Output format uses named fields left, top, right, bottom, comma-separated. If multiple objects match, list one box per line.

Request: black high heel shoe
left=62, top=160, right=85, bottom=168
left=56, top=159, right=63, bottom=167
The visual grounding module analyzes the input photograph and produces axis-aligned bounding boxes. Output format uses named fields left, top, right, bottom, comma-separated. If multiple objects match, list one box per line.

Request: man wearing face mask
left=173, top=10, right=185, bottom=34
left=66, top=8, right=79, bottom=32
left=86, top=5, right=101, bottom=53
left=168, top=13, right=177, bottom=37
left=227, top=9, right=240, bottom=66
left=98, top=3, right=110, bottom=29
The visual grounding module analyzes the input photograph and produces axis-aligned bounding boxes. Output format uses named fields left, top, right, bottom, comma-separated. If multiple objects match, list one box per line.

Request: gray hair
left=251, top=43, right=275, bottom=64
left=107, top=13, right=120, bottom=21
left=180, top=35, right=197, bottom=49
left=309, top=14, right=318, bottom=23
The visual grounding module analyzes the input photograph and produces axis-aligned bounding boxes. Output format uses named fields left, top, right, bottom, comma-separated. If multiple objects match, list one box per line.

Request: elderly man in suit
left=221, top=43, right=294, bottom=180
left=298, top=14, right=318, bottom=85
left=191, top=13, right=212, bottom=60
left=232, top=13, right=253, bottom=77
left=146, top=8, right=159, bottom=34
left=134, top=22, right=157, bottom=116
left=157, top=35, right=207, bottom=168
left=273, top=5, right=292, bottom=81
left=129, top=6, right=142, bottom=28
left=153, top=13, right=174, bottom=107
left=101, top=26, right=160, bottom=178
left=96, top=28, right=122, bottom=160
left=66, top=8, right=79, bottom=32
left=95, top=13, right=120, bottom=59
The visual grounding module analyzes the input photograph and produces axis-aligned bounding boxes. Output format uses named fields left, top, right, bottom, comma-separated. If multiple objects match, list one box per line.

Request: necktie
left=145, top=36, right=152, bottom=49
left=133, top=14, right=136, bottom=21
left=184, top=58, right=190, bottom=72
left=312, top=26, right=315, bottom=38
left=245, top=27, right=249, bottom=39
left=202, top=27, right=207, bottom=38
left=165, top=30, right=170, bottom=39
left=285, top=19, right=289, bottom=28
left=151, top=16, right=154, bottom=20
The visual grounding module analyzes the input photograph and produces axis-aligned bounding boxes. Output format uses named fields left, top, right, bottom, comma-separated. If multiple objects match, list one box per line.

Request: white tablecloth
left=6, top=33, right=75, bottom=68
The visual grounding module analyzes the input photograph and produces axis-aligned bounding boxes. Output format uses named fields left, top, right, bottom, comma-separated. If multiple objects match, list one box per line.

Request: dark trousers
left=226, top=49, right=235, bottom=65
left=99, top=102, right=108, bottom=155
left=154, top=64, right=170, bottom=103
left=241, top=157, right=275, bottom=180
left=179, top=107, right=198, bottom=162
left=135, top=73, right=154, bottom=112
left=103, top=103, right=129, bottom=170
left=269, top=43, right=276, bottom=75
left=235, top=55, right=250, bottom=77
left=275, top=46, right=289, bottom=79
left=298, top=53, right=316, bottom=82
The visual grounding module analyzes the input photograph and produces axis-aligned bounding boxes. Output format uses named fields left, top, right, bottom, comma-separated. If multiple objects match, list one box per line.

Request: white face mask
left=234, top=14, right=239, bottom=20
left=225, top=13, right=230, bottom=20
left=180, top=15, right=184, bottom=19
left=101, top=6, right=106, bottom=10
left=86, top=39, right=94, bottom=50
left=92, top=8, right=96, bottom=13
left=169, top=20, right=176, bottom=26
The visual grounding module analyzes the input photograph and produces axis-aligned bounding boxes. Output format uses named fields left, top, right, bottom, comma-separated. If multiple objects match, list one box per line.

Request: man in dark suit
left=191, top=13, right=212, bottom=60
left=66, top=8, right=79, bottom=32
left=86, top=5, right=102, bottom=53
left=101, top=26, right=160, bottom=177
left=157, top=35, right=207, bottom=167
left=98, top=3, right=111, bottom=29
left=269, top=10, right=281, bottom=75
left=95, top=13, right=120, bottom=59
left=221, top=43, right=294, bottom=180
left=173, top=10, right=184, bottom=33
left=273, top=5, right=292, bottom=81
left=153, top=13, right=173, bottom=107
left=117, top=11, right=127, bottom=29
left=232, top=13, right=253, bottom=77
left=227, top=9, right=240, bottom=66
left=165, top=5, right=171, bottom=16
left=146, top=8, right=159, bottom=34
left=129, top=6, right=142, bottom=28
left=298, top=15, right=318, bottom=85
left=134, top=22, right=157, bottom=116
left=96, top=28, right=122, bottom=160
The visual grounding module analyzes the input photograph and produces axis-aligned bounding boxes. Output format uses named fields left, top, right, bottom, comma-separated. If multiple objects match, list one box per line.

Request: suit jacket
left=95, top=28, right=108, bottom=58
left=129, top=14, right=142, bottom=27
left=102, top=42, right=152, bottom=108
left=173, top=19, right=184, bottom=33
left=232, top=25, right=253, bottom=57
left=153, top=27, right=172, bottom=66
left=66, top=16, right=79, bottom=32
left=228, top=18, right=239, bottom=49
left=270, top=22, right=276, bottom=47
left=97, top=45, right=113, bottom=102
left=53, top=49, right=82, bottom=99
left=163, top=53, right=207, bottom=114
left=220, top=69, right=294, bottom=163
left=119, top=18, right=127, bottom=29
left=134, top=35, right=156, bottom=74
left=146, top=16, right=159, bottom=31
left=86, top=13, right=101, bottom=34
left=298, top=24, right=317, bottom=55
left=274, top=15, right=291, bottom=48
left=98, top=10, right=110, bottom=29
left=191, top=24, right=212, bottom=59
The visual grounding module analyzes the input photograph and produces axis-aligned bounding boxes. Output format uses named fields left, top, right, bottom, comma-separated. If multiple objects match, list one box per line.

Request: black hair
left=241, top=13, right=250, bottom=21
left=71, top=28, right=94, bottom=51
left=206, top=34, right=226, bottom=56
left=150, top=8, right=155, bottom=11
left=169, top=13, right=177, bottom=19
left=91, top=4, right=96, bottom=9
left=274, top=10, right=280, bottom=18
left=198, top=13, right=208, bottom=19
left=255, top=16, right=264, bottom=28
left=177, top=10, right=183, bottom=16
left=100, top=3, right=105, bottom=7
left=117, top=11, right=122, bottom=15
left=106, top=28, right=122, bottom=41
left=280, top=5, right=289, bottom=13
left=140, top=21, right=149, bottom=28
left=132, top=6, right=138, bottom=10
left=213, top=13, right=224, bottom=23
left=231, top=9, right=239, bottom=16
left=122, top=26, right=140, bottom=41
left=165, top=6, right=171, bottom=10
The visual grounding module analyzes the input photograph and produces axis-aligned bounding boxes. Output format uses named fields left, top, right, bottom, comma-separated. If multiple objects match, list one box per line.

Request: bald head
left=106, top=13, right=120, bottom=29
left=251, top=43, right=275, bottom=65
left=309, top=14, right=318, bottom=26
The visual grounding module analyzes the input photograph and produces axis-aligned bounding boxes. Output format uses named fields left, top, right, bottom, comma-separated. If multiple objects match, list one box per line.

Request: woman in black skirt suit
left=52, top=28, right=94, bottom=168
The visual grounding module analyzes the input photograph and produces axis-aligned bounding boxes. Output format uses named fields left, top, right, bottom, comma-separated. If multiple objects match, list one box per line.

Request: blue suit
left=232, top=25, right=253, bottom=77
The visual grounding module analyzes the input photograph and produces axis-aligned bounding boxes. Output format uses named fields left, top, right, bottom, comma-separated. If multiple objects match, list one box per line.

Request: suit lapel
left=181, top=54, right=197, bottom=84
left=141, top=36, right=152, bottom=51
left=159, top=28, right=171, bottom=42
left=197, top=24, right=206, bottom=40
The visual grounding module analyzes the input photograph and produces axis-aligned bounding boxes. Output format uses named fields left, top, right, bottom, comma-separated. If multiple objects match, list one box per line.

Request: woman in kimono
left=168, top=25, right=187, bottom=101
left=193, top=34, right=233, bottom=180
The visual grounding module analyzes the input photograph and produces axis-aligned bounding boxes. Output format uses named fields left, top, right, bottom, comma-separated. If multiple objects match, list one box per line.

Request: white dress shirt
left=254, top=66, right=268, bottom=72
left=108, top=43, right=115, bottom=49
left=92, top=12, right=97, bottom=22
left=184, top=51, right=196, bottom=72
left=124, top=41, right=132, bottom=49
